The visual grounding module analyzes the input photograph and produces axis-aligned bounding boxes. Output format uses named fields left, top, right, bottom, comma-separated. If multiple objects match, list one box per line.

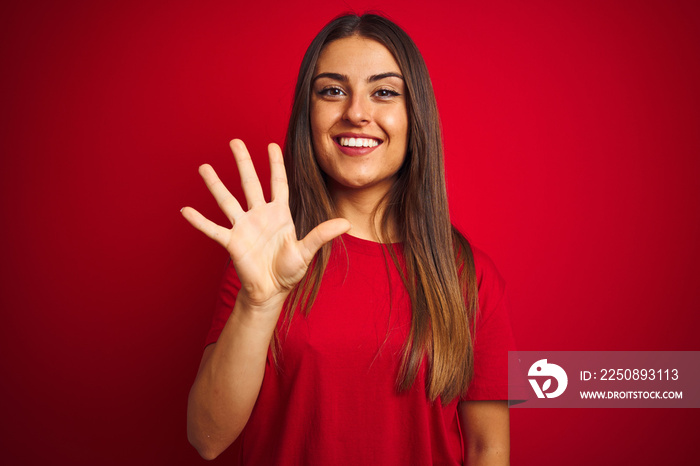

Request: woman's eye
left=319, top=87, right=345, bottom=97
left=374, top=89, right=400, bottom=98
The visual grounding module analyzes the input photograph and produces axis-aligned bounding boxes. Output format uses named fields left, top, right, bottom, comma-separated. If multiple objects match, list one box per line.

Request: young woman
left=182, top=13, right=514, bottom=465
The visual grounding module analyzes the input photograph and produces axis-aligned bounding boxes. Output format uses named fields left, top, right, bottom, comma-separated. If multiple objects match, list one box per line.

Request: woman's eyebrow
left=368, top=72, right=404, bottom=82
left=312, top=72, right=347, bottom=83
left=312, top=72, right=404, bottom=83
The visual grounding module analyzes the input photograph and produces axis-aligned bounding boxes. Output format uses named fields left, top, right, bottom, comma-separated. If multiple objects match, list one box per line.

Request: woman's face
left=310, top=36, right=408, bottom=198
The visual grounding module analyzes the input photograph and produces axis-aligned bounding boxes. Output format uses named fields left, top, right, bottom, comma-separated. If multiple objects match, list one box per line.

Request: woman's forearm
left=186, top=296, right=282, bottom=460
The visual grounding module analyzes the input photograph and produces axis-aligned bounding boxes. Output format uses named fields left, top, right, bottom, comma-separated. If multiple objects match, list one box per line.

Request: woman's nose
left=342, top=94, right=371, bottom=125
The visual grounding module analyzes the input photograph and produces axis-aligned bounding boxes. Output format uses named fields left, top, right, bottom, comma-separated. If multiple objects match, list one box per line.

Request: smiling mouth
left=336, top=137, right=381, bottom=148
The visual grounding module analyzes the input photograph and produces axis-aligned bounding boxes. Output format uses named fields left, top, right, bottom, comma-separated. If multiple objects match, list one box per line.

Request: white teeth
left=339, top=137, right=379, bottom=148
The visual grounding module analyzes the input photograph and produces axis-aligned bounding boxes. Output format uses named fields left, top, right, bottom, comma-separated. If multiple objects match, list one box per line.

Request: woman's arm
left=182, top=140, right=350, bottom=459
left=459, top=400, right=510, bottom=466
left=186, top=294, right=281, bottom=459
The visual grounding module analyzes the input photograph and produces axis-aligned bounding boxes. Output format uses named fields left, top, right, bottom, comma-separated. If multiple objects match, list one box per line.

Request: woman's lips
left=333, top=135, right=382, bottom=156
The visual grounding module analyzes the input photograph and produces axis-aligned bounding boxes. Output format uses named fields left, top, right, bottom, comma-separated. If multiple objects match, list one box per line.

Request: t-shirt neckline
left=339, top=233, right=402, bottom=257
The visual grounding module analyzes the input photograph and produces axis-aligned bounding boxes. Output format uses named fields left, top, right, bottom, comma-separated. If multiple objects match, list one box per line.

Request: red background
left=2, top=0, right=698, bottom=464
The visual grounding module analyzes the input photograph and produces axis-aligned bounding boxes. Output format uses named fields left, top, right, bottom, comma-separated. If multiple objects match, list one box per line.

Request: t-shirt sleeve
left=204, top=260, right=241, bottom=347
left=463, top=247, right=516, bottom=400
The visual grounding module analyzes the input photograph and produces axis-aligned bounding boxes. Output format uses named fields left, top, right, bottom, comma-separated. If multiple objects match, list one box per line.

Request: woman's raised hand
left=181, top=139, right=350, bottom=310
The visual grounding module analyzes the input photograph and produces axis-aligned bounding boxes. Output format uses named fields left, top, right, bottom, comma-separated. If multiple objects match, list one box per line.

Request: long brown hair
left=283, top=13, right=478, bottom=403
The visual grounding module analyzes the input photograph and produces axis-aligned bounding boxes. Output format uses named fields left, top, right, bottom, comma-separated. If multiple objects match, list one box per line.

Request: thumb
left=299, top=218, right=352, bottom=263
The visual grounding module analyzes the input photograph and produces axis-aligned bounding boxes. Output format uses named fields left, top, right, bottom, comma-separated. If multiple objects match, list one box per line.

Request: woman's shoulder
left=469, top=244, right=507, bottom=310
left=470, top=245, right=503, bottom=283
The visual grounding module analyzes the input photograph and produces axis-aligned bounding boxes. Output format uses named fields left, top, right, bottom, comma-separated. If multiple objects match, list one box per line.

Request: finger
left=181, top=206, right=231, bottom=248
left=268, top=143, right=288, bottom=204
left=299, top=218, right=352, bottom=264
left=198, top=164, right=244, bottom=225
left=230, top=139, right=266, bottom=209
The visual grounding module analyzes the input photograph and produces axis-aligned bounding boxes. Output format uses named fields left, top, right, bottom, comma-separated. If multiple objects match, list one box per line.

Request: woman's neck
left=330, top=184, right=397, bottom=243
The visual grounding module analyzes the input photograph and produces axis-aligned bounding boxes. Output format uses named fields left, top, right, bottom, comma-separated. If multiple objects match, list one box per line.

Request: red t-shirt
left=205, top=234, right=515, bottom=465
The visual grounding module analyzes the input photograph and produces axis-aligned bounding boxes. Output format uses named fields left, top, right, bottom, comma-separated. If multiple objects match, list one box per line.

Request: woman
left=182, top=13, right=514, bottom=465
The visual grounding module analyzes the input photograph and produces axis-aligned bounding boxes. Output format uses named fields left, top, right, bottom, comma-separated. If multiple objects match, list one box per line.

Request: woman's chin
left=327, top=175, right=395, bottom=194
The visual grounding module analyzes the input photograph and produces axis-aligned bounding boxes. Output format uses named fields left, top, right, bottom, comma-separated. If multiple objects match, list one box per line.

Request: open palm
left=182, top=139, right=350, bottom=309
